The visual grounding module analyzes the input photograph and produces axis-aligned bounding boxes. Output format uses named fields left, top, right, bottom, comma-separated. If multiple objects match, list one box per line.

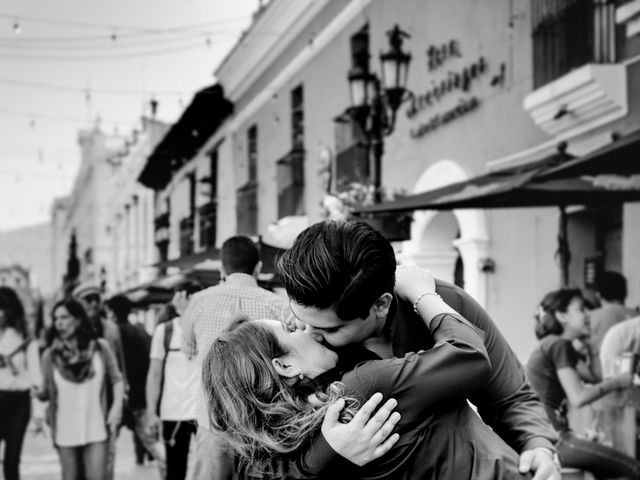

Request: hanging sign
left=407, top=40, right=506, bottom=139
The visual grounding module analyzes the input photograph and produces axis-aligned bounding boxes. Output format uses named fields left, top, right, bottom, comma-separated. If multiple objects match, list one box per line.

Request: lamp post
left=347, top=25, right=412, bottom=202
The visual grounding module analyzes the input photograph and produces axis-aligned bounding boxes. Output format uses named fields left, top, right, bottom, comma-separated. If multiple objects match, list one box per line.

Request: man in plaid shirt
left=181, top=235, right=287, bottom=480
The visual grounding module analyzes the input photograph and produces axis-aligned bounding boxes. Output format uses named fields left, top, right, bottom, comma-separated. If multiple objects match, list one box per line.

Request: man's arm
left=180, top=298, right=198, bottom=358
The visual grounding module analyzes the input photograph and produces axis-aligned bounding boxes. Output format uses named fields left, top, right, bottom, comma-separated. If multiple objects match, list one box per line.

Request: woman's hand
left=107, top=405, right=122, bottom=436
left=321, top=392, right=401, bottom=466
left=394, top=265, right=436, bottom=304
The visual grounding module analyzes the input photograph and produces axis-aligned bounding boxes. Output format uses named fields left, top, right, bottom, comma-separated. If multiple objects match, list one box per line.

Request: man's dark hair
left=277, top=220, right=396, bottom=321
left=221, top=235, right=260, bottom=275
left=105, top=294, right=133, bottom=324
left=596, top=271, right=627, bottom=302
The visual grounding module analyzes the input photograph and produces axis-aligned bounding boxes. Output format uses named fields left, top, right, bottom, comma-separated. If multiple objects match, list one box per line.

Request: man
left=589, top=271, right=635, bottom=380
left=278, top=219, right=561, bottom=480
left=104, top=294, right=152, bottom=465
left=72, top=281, right=127, bottom=480
left=181, top=235, right=288, bottom=480
left=601, top=315, right=640, bottom=378
left=73, top=281, right=126, bottom=378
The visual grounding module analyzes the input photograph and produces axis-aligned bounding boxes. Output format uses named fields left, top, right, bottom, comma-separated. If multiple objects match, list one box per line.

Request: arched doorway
left=399, top=160, right=490, bottom=306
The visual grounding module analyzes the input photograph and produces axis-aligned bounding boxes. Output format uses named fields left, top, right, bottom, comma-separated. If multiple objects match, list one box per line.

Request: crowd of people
left=0, top=219, right=639, bottom=479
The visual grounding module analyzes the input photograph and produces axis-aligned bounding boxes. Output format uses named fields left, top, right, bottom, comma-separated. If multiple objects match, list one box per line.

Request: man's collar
left=223, top=273, right=258, bottom=285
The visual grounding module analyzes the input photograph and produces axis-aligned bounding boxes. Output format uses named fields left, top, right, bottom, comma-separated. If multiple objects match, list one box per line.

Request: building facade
left=210, top=0, right=640, bottom=361
left=51, top=127, right=126, bottom=296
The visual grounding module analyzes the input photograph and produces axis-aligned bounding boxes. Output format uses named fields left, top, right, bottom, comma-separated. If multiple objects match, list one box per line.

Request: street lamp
left=347, top=24, right=412, bottom=201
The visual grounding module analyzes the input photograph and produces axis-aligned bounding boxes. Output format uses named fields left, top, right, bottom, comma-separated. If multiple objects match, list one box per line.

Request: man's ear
left=252, top=260, right=263, bottom=279
left=271, top=357, right=298, bottom=379
left=373, top=292, right=393, bottom=318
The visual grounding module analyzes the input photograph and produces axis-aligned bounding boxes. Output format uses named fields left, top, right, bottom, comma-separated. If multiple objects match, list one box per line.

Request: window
left=247, top=125, right=258, bottom=181
left=291, top=85, right=304, bottom=150
left=199, top=149, right=218, bottom=249
left=532, top=0, right=619, bottom=88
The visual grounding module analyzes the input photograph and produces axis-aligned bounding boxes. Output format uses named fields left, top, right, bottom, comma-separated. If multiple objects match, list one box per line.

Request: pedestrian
left=203, top=270, right=529, bottom=479
left=589, top=271, right=635, bottom=379
left=104, top=294, right=151, bottom=465
left=277, top=219, right=560, bottom=479
left=181, top=235, right=287, bottom=480
left=526, top=287, right=640, bottom=478
left=0, top=286, right=42, bottom=480
left=73, top=282, right=127, bottom=480
left=37, top=298, right=124, bottom=480
left=600, top=315, right=640, bottom=378
left=146, top=284, right=202, bottom=480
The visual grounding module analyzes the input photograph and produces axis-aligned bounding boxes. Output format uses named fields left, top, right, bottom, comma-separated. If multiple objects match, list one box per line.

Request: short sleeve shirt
left=150, top=319, right=198, bottom=421
left=526, top=335, right=578, bottom=431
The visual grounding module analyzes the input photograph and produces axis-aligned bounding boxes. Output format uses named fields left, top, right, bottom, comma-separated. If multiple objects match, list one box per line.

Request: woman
left=0, top=286, right=41, bottom=480
left=38, top=299, right=124, bottom=480
left=203, top=288, right=528, bottom=479
left=526, top=288, right=640, bottom=478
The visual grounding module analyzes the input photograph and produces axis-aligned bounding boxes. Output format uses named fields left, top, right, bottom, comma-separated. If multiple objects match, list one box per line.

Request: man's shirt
left=181, top=273, right=287, bottom=428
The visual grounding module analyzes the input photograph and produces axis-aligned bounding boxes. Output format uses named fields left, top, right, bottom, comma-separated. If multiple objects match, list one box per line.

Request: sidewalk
left=19, top=429, right=160, bottom=480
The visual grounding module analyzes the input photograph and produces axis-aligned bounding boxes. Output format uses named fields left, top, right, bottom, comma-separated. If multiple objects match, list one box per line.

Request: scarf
left=51, top=337, right=97, bottom=383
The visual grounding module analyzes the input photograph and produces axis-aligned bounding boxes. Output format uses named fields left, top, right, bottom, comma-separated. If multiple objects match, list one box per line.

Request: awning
left=355, top=151, right=570, bottom=214
left=153, top=246, right=220, bottom=270
left=138, top=84, right=233, bottom=191
left=152, top=241, right=285, bottom=275
left=356, top=133, right=640, bottom=215
left=538, top=130, right=640, bottom=180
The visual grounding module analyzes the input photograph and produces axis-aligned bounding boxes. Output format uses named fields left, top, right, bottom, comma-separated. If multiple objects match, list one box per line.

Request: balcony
left=523, top=63, right=628, bottom=139
left=198, top=201, right=217, bottom=249
left=525, top=0, right=627, bottom=139
left=179, top=217, right=195, bottom=256
left=236, top=181, right=258, bottom=236
left=153, top=212, right=170, bottom=246
left=277, top=149, right=305, bottom=218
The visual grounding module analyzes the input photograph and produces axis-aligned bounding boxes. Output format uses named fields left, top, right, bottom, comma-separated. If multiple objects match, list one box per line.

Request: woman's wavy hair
left=534, top=288, right=583, bottom=339
left=49, top=298, right=97, bottom=349
left=202, top=316, right=360, bottom=476
left=0, top=286, right=28, bottom=339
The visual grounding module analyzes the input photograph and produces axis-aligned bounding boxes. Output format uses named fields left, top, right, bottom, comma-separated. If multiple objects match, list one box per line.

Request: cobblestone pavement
left=17, top=428, right=161, bottom=480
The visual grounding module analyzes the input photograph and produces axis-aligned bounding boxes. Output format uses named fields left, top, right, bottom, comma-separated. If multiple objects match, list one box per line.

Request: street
left=19, top=429, right=160, bottom=480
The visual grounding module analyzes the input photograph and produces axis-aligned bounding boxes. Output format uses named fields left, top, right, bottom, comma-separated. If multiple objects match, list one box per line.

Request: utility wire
left=0, top=76, right=189, bottom=96
left=0, top=106, right=137, bottom=127
left=0, top=13, right=251, bottom=34
left=0, top=38, right=211, bottom=60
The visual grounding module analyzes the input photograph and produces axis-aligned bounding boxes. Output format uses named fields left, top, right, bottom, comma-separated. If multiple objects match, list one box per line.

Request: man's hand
left=321, top=392, right=401, bottom=466
left=394, top=264, right=436, bottom=304
left=519, top=448, right=561, bottom=480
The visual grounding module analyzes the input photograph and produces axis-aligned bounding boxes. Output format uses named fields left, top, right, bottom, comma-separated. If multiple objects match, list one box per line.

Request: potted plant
left=321, top=181, right=413, bottom=241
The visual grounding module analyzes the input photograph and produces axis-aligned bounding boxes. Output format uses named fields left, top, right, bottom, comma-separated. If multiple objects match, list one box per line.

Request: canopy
left=356, top=133, right=640, bottom=214
left=354, top=130, right=640, bottom=286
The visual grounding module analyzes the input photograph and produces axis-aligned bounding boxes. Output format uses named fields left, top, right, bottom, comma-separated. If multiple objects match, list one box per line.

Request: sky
left=0, top=0, right=259, bottom=231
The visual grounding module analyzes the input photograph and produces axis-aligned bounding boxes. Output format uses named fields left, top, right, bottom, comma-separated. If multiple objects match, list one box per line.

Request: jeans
left=190, top=427, right=235, bottom=480
left=0, top=390, right=31, bottom=480
left=163, top=420, right=196, bottom=480
left=557, top=431, right=640, bottom=478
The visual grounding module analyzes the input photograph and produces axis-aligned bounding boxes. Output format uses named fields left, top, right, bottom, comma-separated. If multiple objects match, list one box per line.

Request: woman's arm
left=557, top=367, right=632, bottom=408
left=107, top=380, right=124, bottom=435
left=345, top=312, right=491, bottom=423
